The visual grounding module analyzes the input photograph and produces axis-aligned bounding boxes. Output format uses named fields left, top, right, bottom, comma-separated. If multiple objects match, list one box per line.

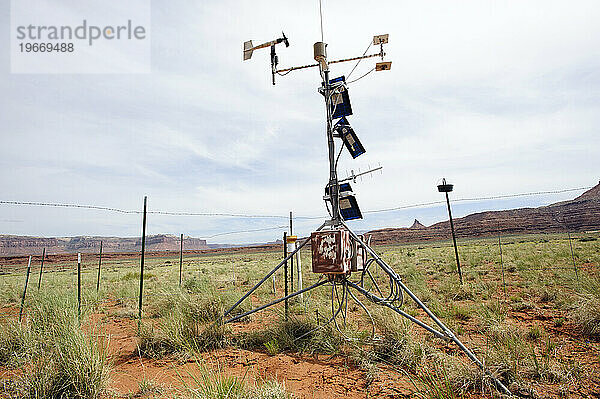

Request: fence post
left=289, top=211, right=294, bottom=292
left=179, top=233, right=183, bottom=287
left=37, top=248, right=45, bottom=291
left=96, top=241, right=103, bottom=292
left=284, top=232, right=288, bottom=321
left=232, top=262, right=236, bottom=287
left=19, top=256, right=32, bottom=323
left=567, top=231, right=579, bottom=284
left=77, top=253, right=82, bottom=317
left=296, top=242, right=303, bottom=302
left=438, top=179, right=462, bottom=284
left=138, top=196, right=148, bottom=322
left=498, top=227, right=506, bottom=299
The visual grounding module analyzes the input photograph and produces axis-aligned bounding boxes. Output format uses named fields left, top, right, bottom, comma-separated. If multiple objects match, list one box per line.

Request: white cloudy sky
left=1, top=0, right=599, bottom=243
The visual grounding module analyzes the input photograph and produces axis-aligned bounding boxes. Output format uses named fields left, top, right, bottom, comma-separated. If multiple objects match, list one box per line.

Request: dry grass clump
left=138, top=307, right=230, bottom=359
left=571, top=276, right=600, bottom=338
left=369, top=312, right=424, bottom=372
left=477, top=301, right=581, bottom=386
left=410, top=355, right=487, bottom=399
left=238, top=313, right=344, bottom=356
left=571, top=295, right=600, bottom=338
left=0, top=293, right=110, bottom=399
left=181, top=361, right=291, bottom=399
left=138, top=286, right=255, bottom=358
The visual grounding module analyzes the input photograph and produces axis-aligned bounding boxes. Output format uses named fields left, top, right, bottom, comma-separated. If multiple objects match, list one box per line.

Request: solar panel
left=339, top=195, right=363, bottom=220
left=334, top=117, right=365, bottom=158
left=328, top=76, right=352, bottom=119
left=326, top=182, right=353, bottom=195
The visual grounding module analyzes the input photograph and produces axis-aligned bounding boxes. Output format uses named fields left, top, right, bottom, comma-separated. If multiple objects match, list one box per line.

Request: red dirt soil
left=94, top=308, right=415, bottom=399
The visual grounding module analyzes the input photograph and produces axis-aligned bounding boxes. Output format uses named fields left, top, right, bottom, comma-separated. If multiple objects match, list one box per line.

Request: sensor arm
left=250, top=38, right=284, bottom=52
left=276, top=50, right=385, bottom=74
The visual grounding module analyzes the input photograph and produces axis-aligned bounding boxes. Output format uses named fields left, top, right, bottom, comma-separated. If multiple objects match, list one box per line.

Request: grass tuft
left=0, top=293, right=110, bottom=399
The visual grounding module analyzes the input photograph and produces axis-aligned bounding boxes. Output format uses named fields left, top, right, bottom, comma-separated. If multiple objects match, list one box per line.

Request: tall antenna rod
left=319, top=0, right=324, bottom=42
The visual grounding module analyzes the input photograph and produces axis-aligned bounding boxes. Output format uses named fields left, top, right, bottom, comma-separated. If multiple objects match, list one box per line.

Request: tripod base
left=222, top=220, right=512, bottom=396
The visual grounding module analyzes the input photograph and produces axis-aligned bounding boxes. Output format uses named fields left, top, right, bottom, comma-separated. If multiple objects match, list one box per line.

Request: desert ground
left=1, top=232, right=599, bottom=398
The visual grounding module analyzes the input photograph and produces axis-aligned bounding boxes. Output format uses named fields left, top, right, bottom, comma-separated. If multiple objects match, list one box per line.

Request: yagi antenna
left=339, top=165, right=383, bottom=184
left=243, top=32, right=290, bottom=85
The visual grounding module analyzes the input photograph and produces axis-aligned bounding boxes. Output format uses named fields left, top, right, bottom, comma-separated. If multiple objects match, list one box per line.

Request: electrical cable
left=346, top=283, right=375, bottom=340
left=346, top=41, right=372, bottom=81
left=347, top=67, right=375, bottom=84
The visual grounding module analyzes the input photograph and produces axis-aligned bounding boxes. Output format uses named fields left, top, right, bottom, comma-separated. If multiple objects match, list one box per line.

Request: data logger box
left=311, top=229, right=352, bottom=274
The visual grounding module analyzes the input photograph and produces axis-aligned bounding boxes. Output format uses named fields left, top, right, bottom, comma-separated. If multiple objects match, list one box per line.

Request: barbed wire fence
left=1, top=184, right=598, bottom=322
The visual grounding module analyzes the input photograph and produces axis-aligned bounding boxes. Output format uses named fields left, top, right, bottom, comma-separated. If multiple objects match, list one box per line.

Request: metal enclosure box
left=311, top=230, right=352, bottom=274
left=351, top=236, right=366, bottom=272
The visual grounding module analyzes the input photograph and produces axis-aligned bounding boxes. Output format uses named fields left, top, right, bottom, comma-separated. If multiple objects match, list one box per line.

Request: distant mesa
left=0, top=234, right=208, bottom=257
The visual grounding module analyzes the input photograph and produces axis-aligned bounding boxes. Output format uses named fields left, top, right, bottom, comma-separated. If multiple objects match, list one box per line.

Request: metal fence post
left=438, top=179, right=463, bottom=284
left=289, top=211, right=294, bottom=291
left=284, top=232, right=288, bottom=321
left=37, top=248, right=45, bottom=291
left=138, top=196, right=147, bottom=322
left=77, top=253, right=82, bottom=317
left=179, top=233, right=183, bottom=287
left=96, top=241, right=103, bottom=292
left=498, top=226, right=506, bottom=299
left=19, top=256, right=32, bottom=323
left=567, top=231, right=579, bottom=284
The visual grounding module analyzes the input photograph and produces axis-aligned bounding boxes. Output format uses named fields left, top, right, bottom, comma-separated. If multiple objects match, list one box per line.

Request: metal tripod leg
left=224, top=279, right=328, bottom=324
left=222, top=223, right=326, bottom=320
left=340, top=221, right=512, bottom=396
left=347, top=281, right=447, bottom=339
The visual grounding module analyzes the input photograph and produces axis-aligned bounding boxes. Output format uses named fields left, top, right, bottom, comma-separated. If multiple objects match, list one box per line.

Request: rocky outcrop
left=410, top=219, right=426, bottom=229
left=0, top=234, right=208, bottom=256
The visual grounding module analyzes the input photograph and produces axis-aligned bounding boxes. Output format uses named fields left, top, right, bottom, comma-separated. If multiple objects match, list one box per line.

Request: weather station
left=223, top=7, right=512, bottom=396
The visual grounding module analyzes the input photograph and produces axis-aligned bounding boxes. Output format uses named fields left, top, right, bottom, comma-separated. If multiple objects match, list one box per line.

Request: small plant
left=138, top=376, right=163, bottom=396
left=538, top=289, right=557, bottom=303
left=121, top=271, right=156, bottom=281
left=410, top=362, right=459, bottom=399
left=264, top=339, right=279, bottom=355
left=450, top=304, right=472, bottom=321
